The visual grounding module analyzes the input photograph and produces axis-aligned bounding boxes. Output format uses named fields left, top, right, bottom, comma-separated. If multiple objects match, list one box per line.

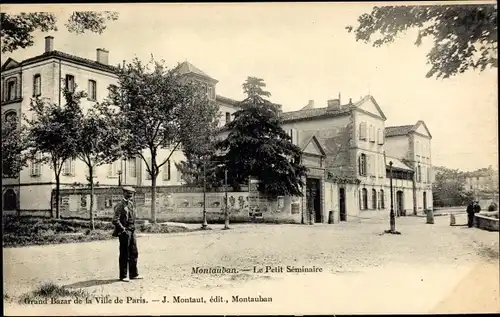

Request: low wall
left=55, top=186, right=303, bottom=224
left=474, top=212, right=499, bottom=231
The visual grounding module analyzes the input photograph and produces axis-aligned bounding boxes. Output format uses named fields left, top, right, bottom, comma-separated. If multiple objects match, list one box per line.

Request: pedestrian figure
left=473, top=201, right=481, bottom=214
left=466, top=201, right=475, bottom=228
left=112, top=186, right=143, bottom=282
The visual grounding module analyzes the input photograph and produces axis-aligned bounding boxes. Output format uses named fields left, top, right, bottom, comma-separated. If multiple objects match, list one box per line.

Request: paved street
left=4, top=212, right=499, bottom=315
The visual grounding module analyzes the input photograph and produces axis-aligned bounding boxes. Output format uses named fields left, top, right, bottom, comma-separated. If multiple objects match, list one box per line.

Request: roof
left=216, top=95, right=241, bottom=106
left=299, top=135, right=326, bottom=156
left=280, top=95, right=385, bottom=123
left=1, top=50, right=119, bottom=74
left=178, top=61, right=217, bottom=82
left=385, top=120, right=432, bottom=138
left=384, top=125, right=414, bottom=137
left=280, top=105, right=353, bottom=122
left=386, top=157, right=413, bottom=171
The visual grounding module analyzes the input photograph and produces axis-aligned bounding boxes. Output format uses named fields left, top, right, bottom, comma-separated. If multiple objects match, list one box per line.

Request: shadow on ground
left=64, top=279, right=120, bottom=289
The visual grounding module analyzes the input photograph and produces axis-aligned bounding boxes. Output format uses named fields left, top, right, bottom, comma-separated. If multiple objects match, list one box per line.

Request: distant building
left=1, top=36, right=240, bottom=214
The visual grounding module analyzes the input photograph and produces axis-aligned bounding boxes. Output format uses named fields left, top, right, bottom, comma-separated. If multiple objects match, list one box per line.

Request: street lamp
left=384, top=161, right=401, bottom=235
left=117, top=170, right=122, bottom=186
left=201, top=160, right=209, bottom=230
left=216, top=163, right=230, bottom=230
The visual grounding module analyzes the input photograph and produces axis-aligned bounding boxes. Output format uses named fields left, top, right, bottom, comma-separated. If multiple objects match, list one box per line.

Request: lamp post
left=117, top=170, right=122, bottom=186
left=384, top=161, right=400, bottom=234
left=201, top=160, right=209, bottom=230
left=223, top=168, right=230, bottom=230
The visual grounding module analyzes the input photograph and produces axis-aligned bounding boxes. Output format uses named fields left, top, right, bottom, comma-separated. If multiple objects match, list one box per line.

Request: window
left=369, top=125, right=375, bottom=142
left=225, top=112, right=231, bottom=124
left=163, top=160, right=171, bottom=181
left=108, top=161, right=120, bottom=178
left=4, top=111, right=17, bottom=123
left=62, top=158, right=75, bottom=176
left=65, top=75, right=75, bottom=92
left=377, top=128, right=384, bottom=145
left=372, top=189, right=377, bottom=209
left=88, top=80, right=97, bottom=100
left=427, top=168, right=432, bottom=183
left=359, top=153, right=367, bottom=176
left=6, top=78, right=17, bottom=101
left=33, top=74, right=41, bottom=97
left=416, top=141, right=420, bottom=157
left=128, top=157, right=137, bottom=178
left=30, top=153, right=42, bottom=177
left=177, top=164, right=183, bottom=182
left=417, top=164, right=422, bottom=182
left=361, top=188, right=368, bottom=210
left=380, top=189, right=385, bottom=209
left=359, top=122, right=367, bottom=140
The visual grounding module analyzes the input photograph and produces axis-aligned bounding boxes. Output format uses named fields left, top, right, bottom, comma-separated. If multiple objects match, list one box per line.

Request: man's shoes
left=130, top=275, right=144, bottom=280
left=120, top=277, right=130, bottom=282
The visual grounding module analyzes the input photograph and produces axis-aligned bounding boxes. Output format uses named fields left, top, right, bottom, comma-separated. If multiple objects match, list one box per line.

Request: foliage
left=346, top=4, right=498, bottom=78
left=25, top=92, right=81, bottom=218
left=216, top=77, right=308, bottom=198
left=487, top=202, right=498, bottom=211
left=67, top=88, right=122, bottom=230
left=106, top=57, right=219, bottom=222
left=432, top=166, right=473, bottom=207
left=1, top=112, right=30, bottom=178
left=1, top=11, right=119, bottom=53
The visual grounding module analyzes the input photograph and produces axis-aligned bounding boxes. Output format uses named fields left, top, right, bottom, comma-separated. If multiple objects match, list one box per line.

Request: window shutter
left=359, top=122, right=367, bottom=140
left=71, top=159, right=75, bottom=176
left=108, top=163, right=113, bottom=177
left=366, top=155, right=372, bottom=176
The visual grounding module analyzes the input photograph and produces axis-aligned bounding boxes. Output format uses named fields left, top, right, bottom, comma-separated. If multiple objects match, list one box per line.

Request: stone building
left=278, top=97, right=434, bottom=223
left=1, top=36, right=240, bottom=215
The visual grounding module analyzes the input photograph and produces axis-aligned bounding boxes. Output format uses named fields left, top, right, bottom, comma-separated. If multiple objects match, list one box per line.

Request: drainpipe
left=58, top=59, right=62, bottom=106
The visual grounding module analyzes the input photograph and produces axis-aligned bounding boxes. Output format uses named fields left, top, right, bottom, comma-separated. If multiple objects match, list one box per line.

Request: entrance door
left=396, top=191, right=404, bottom=216
left=306, top=178, right=321, bottom=223
left=339, top=188, right=346, bottom=221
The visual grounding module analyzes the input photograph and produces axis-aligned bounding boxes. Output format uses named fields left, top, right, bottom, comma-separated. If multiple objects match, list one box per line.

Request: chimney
left=45, top=36, right=54, bottom=53
left=96, top=48, right=109, bottom=65
left=327, top=99, right=341, bottom=110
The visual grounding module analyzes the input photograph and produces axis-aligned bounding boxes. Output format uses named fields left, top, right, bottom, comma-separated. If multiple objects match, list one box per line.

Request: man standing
left=466, top=201, right=475, bottom=228
left=112, top=186, right=143, bottom=282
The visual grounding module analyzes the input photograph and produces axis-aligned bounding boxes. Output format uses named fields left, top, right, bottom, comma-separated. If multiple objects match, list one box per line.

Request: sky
left=2, top=2, right=498, bottom=172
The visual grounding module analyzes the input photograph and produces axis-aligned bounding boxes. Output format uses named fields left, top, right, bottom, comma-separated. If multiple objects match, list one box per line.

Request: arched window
left=372, top=189, right=377, bottom=209
left=5, top=77, right=17, bottom=101
left=3, top=188, right=17, bottom=211
left=380, top=189, right=385, bottom=209
left=4, top=110, right=17, bottom=122
left=362, top=188, right=368, bottom=210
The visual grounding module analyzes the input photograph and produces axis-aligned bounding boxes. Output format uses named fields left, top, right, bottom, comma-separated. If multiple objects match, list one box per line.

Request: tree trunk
left=55, top=173, right=60, bottom=219
left=151, top=175, right=157, bottom=224
left=89, top=166, right=95, bottom=231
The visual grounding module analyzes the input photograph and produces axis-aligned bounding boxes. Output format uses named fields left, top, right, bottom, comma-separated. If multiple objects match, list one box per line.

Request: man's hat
left=122, top=186, right=136, bottom=193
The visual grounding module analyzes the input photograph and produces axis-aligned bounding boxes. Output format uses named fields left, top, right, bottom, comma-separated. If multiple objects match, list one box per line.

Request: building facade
left=1, top=36, right=241, bottom=214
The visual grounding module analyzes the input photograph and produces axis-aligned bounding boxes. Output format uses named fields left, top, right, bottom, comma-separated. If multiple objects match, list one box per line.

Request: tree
left=25, top=92, right=80, bottom=218
left=1, top=11, right=119, bottom=53
left=216, top=77, right=308, bottom=198
left=432, top=166, right=472, bottom=207
left=72, top=91, right=122, bottom=230
left=175, top=109, right=221, bottom=189
left=346, top=4, right=498, bottom=78
left=106, top=57, right=219, bottom=223
left=1, top=112, right=30, bottom=180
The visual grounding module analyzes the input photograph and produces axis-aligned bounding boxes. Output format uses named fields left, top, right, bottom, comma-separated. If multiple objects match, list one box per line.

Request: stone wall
left=474, top=212, right=499, bottom=231
left=55, top=186, right=303, bottom=224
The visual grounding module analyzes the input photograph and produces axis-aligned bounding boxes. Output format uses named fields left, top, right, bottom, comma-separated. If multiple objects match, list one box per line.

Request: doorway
left=306, top=178, right=321, bottom=223
left=423, top=192, right=427, bottom=210
left=396, top=190, right=404, bottom=216
left=339, top=187, right=346, bottom=221
left=3, top=189, right=17, bottom=211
